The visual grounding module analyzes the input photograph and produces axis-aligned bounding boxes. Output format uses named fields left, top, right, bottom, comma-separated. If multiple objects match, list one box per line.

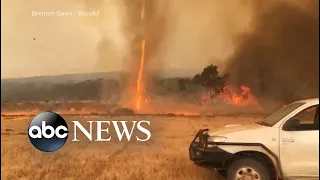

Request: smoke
left=224, top=0, right=319, bottom=104
left=81, top=0, right=256, bottom=75
left=79, top=0, right=129, bottom=72
left=80, top=0, right=319, bottom=109
left=160, top=0, right=255, bottom=72
left=121, top=0, right=169, bottom=91
left=79, top=0, right=169, bottom=105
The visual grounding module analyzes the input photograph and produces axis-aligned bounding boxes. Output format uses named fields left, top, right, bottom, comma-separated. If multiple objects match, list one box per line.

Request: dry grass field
left=1, top=114, right=262, bottom=180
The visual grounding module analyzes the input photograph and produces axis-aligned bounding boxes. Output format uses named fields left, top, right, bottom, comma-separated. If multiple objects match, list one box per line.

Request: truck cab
left=189, top=98, right=319, bottom=180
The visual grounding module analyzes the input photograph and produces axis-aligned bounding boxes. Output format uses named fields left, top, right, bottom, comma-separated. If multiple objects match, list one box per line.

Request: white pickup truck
left=189, top=98, right=319, bottom=180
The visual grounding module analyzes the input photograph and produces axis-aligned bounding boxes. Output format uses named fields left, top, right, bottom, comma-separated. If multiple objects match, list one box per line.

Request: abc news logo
left=28, top=112, right=151, bottom=152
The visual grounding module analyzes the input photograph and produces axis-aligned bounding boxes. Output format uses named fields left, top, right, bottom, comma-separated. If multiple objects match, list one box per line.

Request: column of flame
left=135, top=0, right=146, bottom=112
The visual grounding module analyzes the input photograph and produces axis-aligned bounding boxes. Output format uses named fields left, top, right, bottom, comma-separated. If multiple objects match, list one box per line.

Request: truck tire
left=226, top=157, right=273, bottom=180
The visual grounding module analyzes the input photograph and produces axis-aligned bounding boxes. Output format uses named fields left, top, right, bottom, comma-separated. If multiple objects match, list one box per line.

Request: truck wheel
left=226, top=157, right=273, bottom=180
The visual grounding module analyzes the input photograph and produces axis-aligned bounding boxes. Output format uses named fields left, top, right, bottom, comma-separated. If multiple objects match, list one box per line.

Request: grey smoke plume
left=80, top=0, right=318, bottom=106
left=224, top=0, right=319, bottom=104
left=80, top=0, right=255, bottom=76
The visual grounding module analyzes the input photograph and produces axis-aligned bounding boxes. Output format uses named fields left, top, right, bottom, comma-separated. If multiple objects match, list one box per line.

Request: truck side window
left=284, top=105, right=319, bottom=131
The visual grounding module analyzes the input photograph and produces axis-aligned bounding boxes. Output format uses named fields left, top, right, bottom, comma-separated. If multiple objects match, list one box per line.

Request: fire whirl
left=135, top=0, right=146, bottom=112
left=136, top=40, right=146, bottom=112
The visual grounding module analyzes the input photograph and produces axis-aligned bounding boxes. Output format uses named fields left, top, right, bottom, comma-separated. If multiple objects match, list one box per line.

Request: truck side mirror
left=283, top=119, right=301, bottom=131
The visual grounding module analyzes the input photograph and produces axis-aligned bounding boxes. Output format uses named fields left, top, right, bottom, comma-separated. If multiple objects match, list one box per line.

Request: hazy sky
left=1, top=0, right=102, bottom=78
left=1, top=0, right=254, bottom=78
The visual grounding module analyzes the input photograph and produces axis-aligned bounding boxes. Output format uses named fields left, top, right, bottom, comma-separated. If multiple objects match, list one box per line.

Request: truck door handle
left=282, top=138, right=295, bottom=143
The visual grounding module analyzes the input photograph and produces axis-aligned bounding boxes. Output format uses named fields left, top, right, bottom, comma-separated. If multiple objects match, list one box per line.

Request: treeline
left=1, top=65, right=228, bottom=102
left=0, top=78, right=200, bottom=102
left=1, top=79, right=112, bottom=102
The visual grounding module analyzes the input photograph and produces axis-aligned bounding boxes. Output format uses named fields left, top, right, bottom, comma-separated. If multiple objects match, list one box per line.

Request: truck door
left=280, top=104, right=319, bottom=178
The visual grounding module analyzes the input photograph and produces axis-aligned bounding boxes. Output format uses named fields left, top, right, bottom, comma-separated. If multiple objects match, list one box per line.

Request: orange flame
left=136, top=40, right=146, bottom=111
left=135, top=1, right=146, bottom=112
left=141, top=0, right=145, bottom=19
left=220, top=85, right=260, bottom=106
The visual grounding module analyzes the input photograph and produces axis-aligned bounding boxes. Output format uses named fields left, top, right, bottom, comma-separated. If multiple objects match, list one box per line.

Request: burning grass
left=1, top=94, right=271, bottom=121
left=1, top=115, right=261, bottom=180
left=220, top=85, right=260, bottom=106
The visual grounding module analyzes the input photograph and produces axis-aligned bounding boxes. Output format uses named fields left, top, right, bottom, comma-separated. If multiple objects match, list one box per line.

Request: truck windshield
left=258, top=102, right=305, bottom=127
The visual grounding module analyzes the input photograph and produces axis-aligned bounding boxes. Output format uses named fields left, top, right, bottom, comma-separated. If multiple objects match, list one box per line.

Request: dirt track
left=1, top=115, right=260, bottom=180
